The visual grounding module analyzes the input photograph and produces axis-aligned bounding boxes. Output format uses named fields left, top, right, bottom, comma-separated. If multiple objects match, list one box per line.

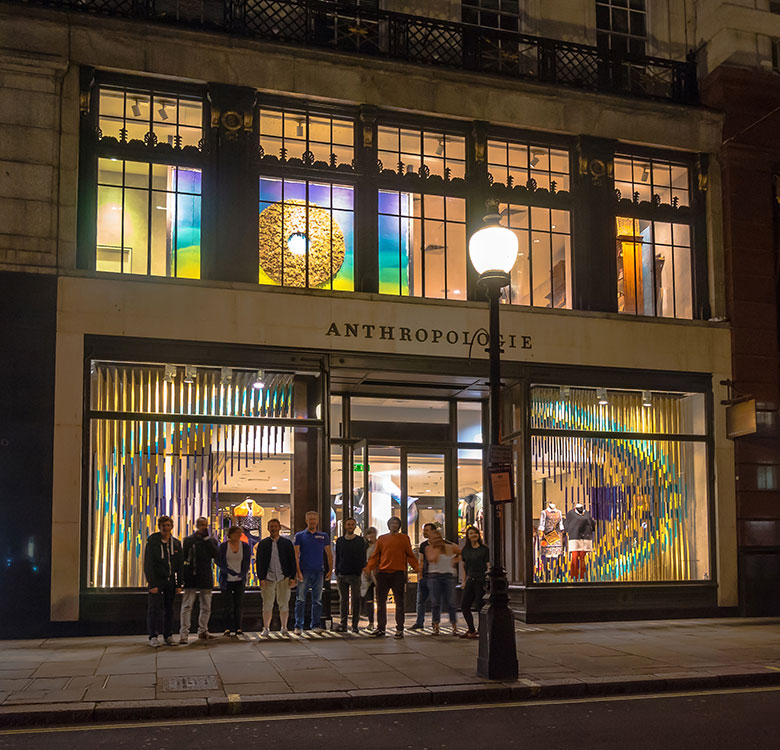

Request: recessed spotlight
left=220, top=367, right=233, bottom=386
left=642, top=390, right=652, bottom=408
left=597, top=387, right=608, bottom=406
left=183, top=365, right=197, bottom=384
left=163, top=364, right=177, bottom=383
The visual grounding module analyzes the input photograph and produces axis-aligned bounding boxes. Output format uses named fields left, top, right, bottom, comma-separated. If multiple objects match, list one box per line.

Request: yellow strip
left=2, top=685, right=780, bottom=736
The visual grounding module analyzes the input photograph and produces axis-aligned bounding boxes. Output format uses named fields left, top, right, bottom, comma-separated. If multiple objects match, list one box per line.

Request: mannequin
left=538, top=500, right=564, bottom=567
left=565, top=503, right=596, bottom=581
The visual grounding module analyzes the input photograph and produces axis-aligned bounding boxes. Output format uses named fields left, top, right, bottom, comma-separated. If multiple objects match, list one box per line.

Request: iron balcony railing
left=15, top=0, right=699, bottom=104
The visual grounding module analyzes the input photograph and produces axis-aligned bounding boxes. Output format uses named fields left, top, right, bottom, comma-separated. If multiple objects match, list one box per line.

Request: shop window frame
left=612, top=147, right=702, bottom=321
left=79, top=337, right=329, bottom=593
left=78, top=72, right=207, bottom=275
left=255, top=96, right=361, bottom=292
left=485, top=128, right=576, bottom=310
left=374, top=114, right=470, bottom=302
left=503, top=368, right=717, bottom=590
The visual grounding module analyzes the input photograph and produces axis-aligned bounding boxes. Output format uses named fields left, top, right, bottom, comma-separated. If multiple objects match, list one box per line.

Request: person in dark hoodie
left=179, top=516, right=219, bottom=644
left=216, top=525, right=252, bottom=636
left=143, top=515, right=183, bottom=648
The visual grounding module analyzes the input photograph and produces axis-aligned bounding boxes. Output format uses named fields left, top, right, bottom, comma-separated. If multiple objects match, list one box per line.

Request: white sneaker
left=179, top=635, right=188, bottom=645
left=261, top=628, right=270, bottom=637
left=312, top=627, right=324, bottom=635
left=293, top=627, right=303, bottom=636
left=280, top=627, right=289, bottom=637
left=149, top=636, right=160, bottom=648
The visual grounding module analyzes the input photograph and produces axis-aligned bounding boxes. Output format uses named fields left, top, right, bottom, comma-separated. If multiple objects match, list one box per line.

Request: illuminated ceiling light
left=597, top=387, right=608, bottom=406
left=158, top=102, right=169, bottom=121
left=183, top=365, right=197, bottom=384
left=163, top=364, right=177, bottom=383
left=642, top=390, right=652, bottom=408
left=270, top=486, right=278, bottom=490
left=452, top=289, right=461, bottom=295
left=220, top=367, right=233, bottom=386
left=252, top=370, right=266, bottom=390
left=560, top=385, right=571, bottom=400
left=131, top=99, right=142, bottom=118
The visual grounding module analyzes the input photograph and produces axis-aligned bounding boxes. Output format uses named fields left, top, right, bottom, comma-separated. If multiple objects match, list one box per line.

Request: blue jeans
left=294, top=569, right=324, bottom=629
left=414, top=576, right=440, bottom=626
left=428, top=573, right=457, bottom=624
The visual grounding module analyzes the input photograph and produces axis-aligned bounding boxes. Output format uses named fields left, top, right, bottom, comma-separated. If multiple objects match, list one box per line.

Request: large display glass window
left=529, top=385, right=710, bottom=584
left=616, top=217, right=693, bottom=319
left=87, top=361, right=322, bottom=588
left=96, top=159, right=201, bottom=278
left=378, top=190, right=467, bottom=299
left=499, top=204, right=572, bottom=308
left=258, top=177, right=355, bottom=290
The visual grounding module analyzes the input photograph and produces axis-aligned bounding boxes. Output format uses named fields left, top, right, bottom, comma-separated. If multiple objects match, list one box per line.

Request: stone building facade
left=0, top=0, right=775, bottom=636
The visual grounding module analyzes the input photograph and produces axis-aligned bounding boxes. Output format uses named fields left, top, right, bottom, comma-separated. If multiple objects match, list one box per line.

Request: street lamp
left=469, top=202, right=519, bottom=681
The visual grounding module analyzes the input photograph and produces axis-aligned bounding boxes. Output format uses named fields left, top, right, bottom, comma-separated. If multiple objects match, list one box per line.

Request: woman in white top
left=424, top=529, right=461, bottom=635
left=217, top=526, right=251, bottom=636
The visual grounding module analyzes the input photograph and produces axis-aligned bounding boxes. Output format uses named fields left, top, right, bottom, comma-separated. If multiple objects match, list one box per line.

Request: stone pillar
left=0, top=52, right=68, bottom=273
left=571, top=135, right=618, bottom=313
left=202, top=83, right=258, bottom=283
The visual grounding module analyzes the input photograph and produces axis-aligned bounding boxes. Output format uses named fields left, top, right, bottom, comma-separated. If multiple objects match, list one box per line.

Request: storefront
left=50, top=274, right=735, bottom=631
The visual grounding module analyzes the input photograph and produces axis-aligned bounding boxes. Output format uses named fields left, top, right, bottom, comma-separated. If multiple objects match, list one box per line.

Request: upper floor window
left=488, top=139, right=570, bottom=192
left=259, top=107, right=354, bottom=168
left=500, top=204, right=572, bottom=308
left=378, top=126, right=466, bottom=180
left=93, top=84, right=204, bottom=279
left=616, top=217, right=692, bottom=319
left=614, top=155, right=689, bottom=207
left=98, top=86, right=203, bottom=148
left=258, top=177, right=355, bottom=291
left=378, top=190, right=466, bottom=300
left=596, top=0, right=647, bottom=57
left=97, top=159, right=201, bottom=278
left=462, top=0, right=521, bottom=31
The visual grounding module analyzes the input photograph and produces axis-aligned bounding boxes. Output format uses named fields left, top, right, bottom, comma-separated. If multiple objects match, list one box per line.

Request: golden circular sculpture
left=258, top=199, right=346, bottom=288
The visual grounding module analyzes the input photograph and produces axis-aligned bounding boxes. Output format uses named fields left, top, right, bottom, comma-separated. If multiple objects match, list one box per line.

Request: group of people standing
left=143, top=511, right=491, bottom=647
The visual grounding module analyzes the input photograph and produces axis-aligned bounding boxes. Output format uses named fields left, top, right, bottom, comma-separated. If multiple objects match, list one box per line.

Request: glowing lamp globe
left=468, top=225, right=519, bottom=275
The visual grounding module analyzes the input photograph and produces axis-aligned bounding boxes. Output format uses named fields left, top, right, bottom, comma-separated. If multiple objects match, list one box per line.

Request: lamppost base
left=476, top=565, right=518, bottom=681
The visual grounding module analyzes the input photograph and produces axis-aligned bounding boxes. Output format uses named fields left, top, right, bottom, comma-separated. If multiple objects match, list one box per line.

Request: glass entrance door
left=355, top=445, right=450, bottom=544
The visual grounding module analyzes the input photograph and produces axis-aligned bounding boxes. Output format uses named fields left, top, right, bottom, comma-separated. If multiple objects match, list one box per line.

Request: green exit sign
left=354, top=463, right=370, bottom=472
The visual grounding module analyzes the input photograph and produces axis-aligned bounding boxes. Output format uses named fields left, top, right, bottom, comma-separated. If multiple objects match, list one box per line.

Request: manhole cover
left=161, top=675, right=221, bottom=691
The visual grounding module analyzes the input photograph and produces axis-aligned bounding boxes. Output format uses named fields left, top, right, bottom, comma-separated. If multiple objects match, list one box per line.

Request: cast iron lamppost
left=470, top=202, right=519, bottom=681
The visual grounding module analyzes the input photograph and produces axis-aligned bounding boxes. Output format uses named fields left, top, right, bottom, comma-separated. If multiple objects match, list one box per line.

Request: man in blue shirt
left=293, top=511, right=333, bottom=635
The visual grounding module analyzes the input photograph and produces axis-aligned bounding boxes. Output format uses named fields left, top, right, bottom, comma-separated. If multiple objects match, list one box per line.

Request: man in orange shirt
left=363, top=516, right=420, bottom=638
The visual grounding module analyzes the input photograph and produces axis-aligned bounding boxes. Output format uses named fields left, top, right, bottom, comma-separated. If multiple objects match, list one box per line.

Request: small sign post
left=488, top=444, right=514, bottom=504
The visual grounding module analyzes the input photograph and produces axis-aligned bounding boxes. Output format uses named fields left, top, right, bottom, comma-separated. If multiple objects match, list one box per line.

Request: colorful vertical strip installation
left=530, top=387, right=708, bottom=584
left=89, top=363, right=295, bottom=588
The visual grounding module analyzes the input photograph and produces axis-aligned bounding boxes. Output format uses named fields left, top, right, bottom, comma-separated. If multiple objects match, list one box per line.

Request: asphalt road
left=1, top=687, right=779, bottom=749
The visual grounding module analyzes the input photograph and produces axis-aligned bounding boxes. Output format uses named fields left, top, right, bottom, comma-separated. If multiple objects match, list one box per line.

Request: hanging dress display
left=538, top=506, right=564, bottom=558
